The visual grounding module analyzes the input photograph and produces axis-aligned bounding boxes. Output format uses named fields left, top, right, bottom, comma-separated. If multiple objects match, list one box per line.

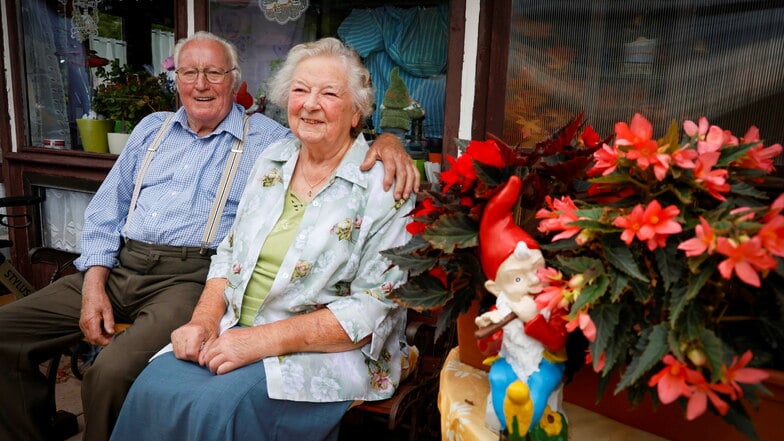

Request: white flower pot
left=107, top=132, right=131, bottom=155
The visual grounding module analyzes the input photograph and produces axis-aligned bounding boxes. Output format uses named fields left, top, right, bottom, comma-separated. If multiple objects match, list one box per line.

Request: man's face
left=175, top=39, right=236, bottom=134
left=493, top=250, right=545, bottom=301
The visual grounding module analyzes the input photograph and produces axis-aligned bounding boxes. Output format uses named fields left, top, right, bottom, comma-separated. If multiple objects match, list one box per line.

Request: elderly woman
left=109, top=37, right=414, bottom=441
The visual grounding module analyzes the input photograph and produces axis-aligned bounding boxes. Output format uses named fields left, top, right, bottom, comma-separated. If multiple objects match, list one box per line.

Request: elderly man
left=0, top=31, right=418, bottom=441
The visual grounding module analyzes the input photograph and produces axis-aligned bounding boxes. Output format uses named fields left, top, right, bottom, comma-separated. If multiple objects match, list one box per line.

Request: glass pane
left=19, top=0, right=174, bottom=151
left=503, top=1, right=784, bottom=152
left=39, top=187, right=95, bottom=254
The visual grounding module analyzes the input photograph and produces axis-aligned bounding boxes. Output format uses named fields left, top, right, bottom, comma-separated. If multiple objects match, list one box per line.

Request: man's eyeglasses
left=175, top=67, right=237, bottom=84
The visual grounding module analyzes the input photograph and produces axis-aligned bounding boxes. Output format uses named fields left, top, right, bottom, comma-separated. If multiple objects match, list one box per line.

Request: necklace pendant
left=308, top=189, right=313, bottom=197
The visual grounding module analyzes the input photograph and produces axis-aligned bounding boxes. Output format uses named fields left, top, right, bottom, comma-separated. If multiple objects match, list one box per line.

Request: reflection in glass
left=503, top=1, right=784, bottom=147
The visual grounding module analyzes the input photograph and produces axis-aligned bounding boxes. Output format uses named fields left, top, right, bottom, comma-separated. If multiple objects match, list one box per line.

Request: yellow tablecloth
left=438, top=347, right=668, bottom=441
left=438, top=347, right=498, bottom=441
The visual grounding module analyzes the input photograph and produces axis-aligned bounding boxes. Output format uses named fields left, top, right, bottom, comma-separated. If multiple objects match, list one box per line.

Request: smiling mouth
left=302, top=118, right=321, bottom=124
left=195, top=97, right=214, bottom=102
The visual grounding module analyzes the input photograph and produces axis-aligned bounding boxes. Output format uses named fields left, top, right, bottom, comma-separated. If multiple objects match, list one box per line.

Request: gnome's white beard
left=496, top=292, right=545, bottom=381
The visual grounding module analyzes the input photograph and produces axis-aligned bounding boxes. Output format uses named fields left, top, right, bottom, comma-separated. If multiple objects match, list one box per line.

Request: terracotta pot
left=456, top=299, right=490, bottom=371
left=563, top=366, right=783, bottom=441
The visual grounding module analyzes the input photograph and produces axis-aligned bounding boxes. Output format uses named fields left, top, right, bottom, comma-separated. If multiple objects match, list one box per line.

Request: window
left=19, top=0, right=175, bottom=151
left=501, top=0, right=784, bottom=153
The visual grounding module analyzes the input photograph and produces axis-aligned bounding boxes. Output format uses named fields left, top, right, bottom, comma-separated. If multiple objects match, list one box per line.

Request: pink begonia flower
left=536, top=195, right=582, bottom=241
left=758, top=215, right=784, bottom=257
left=684, top=369, right=731, bottom=420
left=588, top=143, right=623, bottom=176
left=678, top=216, right=716, bottom=256
left=764, top=193, right=784, bottom=221
left=613, top=200, right=682, bottom=250
left=693, top=151, right=730, bottom=200
left=670, top=144, right=698, bottom=169
left=565, top=311, right=596, bottom=342
left=716, top=236, right=777, bottom=287
left=683, top=117, right=738, bottom=154
left=721, top=350, right=770, bottom=400
left=615, top=113, right=671, bottom=180
left=648, top=355, right=692, bottom=404
left=734, top=143, right=783, bottom=173
left=534, top=267, right=569, bottom=312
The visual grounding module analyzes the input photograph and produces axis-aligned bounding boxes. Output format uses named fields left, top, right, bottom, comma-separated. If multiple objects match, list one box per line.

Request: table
left=438, top=347, right=667, bottom=441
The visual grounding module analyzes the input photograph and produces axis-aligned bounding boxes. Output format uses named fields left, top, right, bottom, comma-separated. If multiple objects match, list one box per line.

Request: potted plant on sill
left=92, top=59, right=175, bottom=154
left=383, top=113, right=783, bottom=441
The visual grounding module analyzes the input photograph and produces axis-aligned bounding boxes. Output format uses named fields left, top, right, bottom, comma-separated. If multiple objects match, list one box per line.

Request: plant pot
left=563, top=366, right=783, bottom=441
left=76, top=119, right=113, bottom=153
left=107, top=132, right=131, bottom=155
left=457, top=299, right=490, bottom=371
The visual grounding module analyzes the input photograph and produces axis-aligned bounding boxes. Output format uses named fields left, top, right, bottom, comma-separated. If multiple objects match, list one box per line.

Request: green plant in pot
left=92, top=59, right=176, bottom=134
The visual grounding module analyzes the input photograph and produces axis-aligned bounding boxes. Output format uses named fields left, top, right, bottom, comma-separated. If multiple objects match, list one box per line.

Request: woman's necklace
left=302, top=161, right=338, bottom=198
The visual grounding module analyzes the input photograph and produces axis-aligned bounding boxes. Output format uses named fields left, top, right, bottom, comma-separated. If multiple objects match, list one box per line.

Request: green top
left=239, top=190, right=305, bottom=326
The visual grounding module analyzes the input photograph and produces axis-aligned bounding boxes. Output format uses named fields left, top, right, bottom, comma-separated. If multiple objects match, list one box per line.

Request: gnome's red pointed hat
left=479, top=175, right=539, bottom=280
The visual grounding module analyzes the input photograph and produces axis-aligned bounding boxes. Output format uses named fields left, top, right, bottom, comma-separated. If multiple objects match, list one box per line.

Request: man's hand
left=79, top=266, right=115, bottom=346
left=360, top=132, right=421, bottom=200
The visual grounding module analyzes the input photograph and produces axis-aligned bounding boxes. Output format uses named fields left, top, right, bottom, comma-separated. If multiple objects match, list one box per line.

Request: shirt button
left=313, top=200, right=320, bottom=207
left=151, top=212, right=157, bottom=217
left=282, top=273, right=290, bottom=279
left=171, top=191, right=178, bottom=196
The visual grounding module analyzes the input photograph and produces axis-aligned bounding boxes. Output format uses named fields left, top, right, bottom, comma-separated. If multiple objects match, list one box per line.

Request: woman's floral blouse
left=207, top=135, right=414, bottom=402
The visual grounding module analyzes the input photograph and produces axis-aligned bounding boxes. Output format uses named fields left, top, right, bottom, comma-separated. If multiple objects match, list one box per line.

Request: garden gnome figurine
left=379, top=67, right=425, bottom=137
left=475, top=175, right=569, bottom=441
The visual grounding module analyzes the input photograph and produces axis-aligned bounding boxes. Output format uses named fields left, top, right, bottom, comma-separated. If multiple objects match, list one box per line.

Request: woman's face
left=176, top=39, right=236, bottom=135
left=287, top=55, right=360, bottom=149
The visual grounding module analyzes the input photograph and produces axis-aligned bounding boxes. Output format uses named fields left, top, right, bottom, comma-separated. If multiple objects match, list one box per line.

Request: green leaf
left=608, top=270, right=629, bottom=302
left=717, top=142, right=755, bottom=167
left=388, top=274, right=451, bottom=310
left=616, top=324, right=669, bottom=393
left=380, top=236, right=435, bottom=273
left=422, top=212, right=478, bottom=252
left=659, top=119, right=680, bottom=152
left=730, top=181, right=769, bottom=199
left=556, top=255, right=604, bottom=276
left=587, top=303, right=621, bottom=369
left=653, top=241, right=682, bottom=291
left=698, top=328, right=726, bottom=382
left=601, top=235, right=650, bottom=282
left=669, top=268, right=712, bottom=325
left=473, top=159, right=507, bottom=187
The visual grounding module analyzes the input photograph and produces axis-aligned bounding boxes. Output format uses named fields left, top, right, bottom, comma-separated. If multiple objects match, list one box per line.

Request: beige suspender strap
left=124, top=112, right=176, bottom=235
left=199, top=114, right=251, bottom=255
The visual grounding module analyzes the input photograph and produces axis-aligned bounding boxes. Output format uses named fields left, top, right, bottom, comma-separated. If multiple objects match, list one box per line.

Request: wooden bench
left=29, top=246, right=455, bottom=440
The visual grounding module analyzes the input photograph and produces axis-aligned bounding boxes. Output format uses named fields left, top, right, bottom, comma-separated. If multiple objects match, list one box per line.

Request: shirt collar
left=271, top=136, right=372, bottom=189
left=173, top=104, right=247, bottom=140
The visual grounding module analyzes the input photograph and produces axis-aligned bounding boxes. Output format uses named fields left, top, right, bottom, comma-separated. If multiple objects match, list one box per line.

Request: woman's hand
left=198, top=327, right=265, bottom=375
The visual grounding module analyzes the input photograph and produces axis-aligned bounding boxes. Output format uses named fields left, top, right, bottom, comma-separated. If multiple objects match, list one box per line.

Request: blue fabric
left=338, top=6, right=448, bottom=140
left=110, top=352, right=351, bottom=441
left=74, top=105, right=292, bottom=270
left=488, top=357, right=565, bottom=431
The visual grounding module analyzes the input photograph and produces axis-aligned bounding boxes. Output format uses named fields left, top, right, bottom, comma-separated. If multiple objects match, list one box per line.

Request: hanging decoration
left=258, top=0, right=308, bottom=25
left=71, top=0, right=102, bottom=42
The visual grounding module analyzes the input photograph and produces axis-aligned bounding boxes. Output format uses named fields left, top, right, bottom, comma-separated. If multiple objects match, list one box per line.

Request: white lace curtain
left=40, top=188, right=94, bottom=254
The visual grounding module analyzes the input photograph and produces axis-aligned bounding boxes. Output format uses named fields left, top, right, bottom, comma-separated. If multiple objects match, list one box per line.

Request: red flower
left=716, top=236, right=777, bottom=287
left=613, top=200, right=682, bottom=250
left=721, top=350, right=770, bottom=400
left=648, top=355, right=693, bottom=404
